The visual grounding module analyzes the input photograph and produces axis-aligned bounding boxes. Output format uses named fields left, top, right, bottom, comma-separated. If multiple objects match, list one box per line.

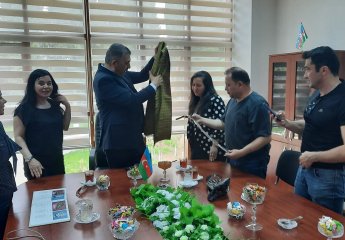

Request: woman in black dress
left=0, top=90, right=21, bottom=239
left=13, top=69, right=71, bottom=180
left=187, top=71, right=225, bottom=161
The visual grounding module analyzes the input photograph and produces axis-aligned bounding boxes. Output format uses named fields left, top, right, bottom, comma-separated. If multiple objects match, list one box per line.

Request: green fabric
left=144, top=42, right=172, bottom=144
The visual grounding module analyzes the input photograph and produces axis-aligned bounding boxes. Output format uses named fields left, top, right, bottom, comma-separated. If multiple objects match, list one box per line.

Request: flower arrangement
left=130, top=184, right=228, bottom=240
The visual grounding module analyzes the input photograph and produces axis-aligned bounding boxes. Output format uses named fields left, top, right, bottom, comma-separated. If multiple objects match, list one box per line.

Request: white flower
left=216, top=225, right=223, bottom=231
left=200, top=225, right=208, bottom=231
left=171, top=200, right=179, bottom=206
left=185, top=224, right=195, bottom=233
left=180, top=236, right=188, bottom=240
left=156, top=189, right=174, bottom=200
left=175, top=193, right=182, bottom=199
left=162, top=226, right=169, bottom=232
left=166, top=193, right=173, bottom=200
left=175, top=230, right=183, bottom=237
left=174, top=221, right=181, bottom=226
left=184, top=202, right=191, bottom=209
left=200, top=232, right=210, bottom=240
left=151, top=205, right=170, bottom=220
left=173, top=208, right=181, bottom=220
left=153, top=220, right=169, bottom=229
left=157, top=189, right=169, bottom=195
left=213, top=234, right=223, bottom=240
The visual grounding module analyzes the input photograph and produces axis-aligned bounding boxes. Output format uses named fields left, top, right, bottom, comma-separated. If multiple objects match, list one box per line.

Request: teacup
left=85, top=170, right=95, bottom=184
left=76, top=199, right=93, bottom=222
left=183, top=169, right=193, bottom=182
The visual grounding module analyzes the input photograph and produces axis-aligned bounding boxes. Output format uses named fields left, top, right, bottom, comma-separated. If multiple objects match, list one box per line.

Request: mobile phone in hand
left=262, top=103, right=282, bottom=121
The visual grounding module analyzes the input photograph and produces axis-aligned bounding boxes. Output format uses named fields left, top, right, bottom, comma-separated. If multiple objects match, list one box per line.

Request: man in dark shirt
left=193, top=67, right=271, bottom=178
left=276, top=46, right=345, bottom=214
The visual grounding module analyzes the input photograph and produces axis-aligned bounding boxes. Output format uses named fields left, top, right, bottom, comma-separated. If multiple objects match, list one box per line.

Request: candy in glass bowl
left=227, top=201, right=246, bottom=219
left=96, top=175, right=110, bottom=190
left=318, top=215, right=344, bottom=239
left=108, top=204, right=136, bottom=220
left=241, top=183, right=266, bottom=231
left=242, top=183, right=266, bottom=204
left=109, top=218, right=140, bottom=240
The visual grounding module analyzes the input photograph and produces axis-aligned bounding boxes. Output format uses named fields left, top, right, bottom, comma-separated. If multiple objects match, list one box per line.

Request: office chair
left=275, top=150, right=301, bottom=187
left=89, top=113, right=108, bottom=170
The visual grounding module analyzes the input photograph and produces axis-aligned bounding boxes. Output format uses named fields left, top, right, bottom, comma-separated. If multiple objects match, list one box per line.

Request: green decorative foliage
left=131, top=184, right=228, bottom=240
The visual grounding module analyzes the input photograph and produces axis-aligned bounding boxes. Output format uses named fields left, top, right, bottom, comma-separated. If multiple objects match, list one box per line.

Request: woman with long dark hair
left=187, top=71, right=225, bottom=161
left=0, top=90, right=21, bottom=239
left=13, top=69, right=71, bottom=180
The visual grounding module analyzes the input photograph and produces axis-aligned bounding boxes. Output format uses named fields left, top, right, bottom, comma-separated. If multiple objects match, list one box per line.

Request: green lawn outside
left=63, top=134, right=185, bottom=172
left=64, top=148, right=89, bottom=174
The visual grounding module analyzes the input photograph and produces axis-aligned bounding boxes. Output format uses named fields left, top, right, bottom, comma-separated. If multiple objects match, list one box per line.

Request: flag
left=296, top=22, right=308, bottom=50
left=138, top=146, right=153, bottom=180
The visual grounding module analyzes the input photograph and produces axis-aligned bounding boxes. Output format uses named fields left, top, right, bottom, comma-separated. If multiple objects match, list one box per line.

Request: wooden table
left=5, top=160, right=345, bottom=240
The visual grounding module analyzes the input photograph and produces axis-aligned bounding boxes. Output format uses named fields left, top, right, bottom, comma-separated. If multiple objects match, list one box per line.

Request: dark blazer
left=93, top=58, right=155, bottom=154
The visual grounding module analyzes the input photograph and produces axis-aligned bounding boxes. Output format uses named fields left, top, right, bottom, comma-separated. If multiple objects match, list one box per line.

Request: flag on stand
left=296, top=22, right=308, bottom=50
left=138, top=146, right=153, bottom=180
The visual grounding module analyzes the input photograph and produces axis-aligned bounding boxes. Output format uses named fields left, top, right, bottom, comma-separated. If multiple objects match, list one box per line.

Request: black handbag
left=206, top=174, right=230, bottom=202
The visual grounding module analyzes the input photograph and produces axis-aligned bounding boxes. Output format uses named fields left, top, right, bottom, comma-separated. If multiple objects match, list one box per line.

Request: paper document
left=29, top=188, right=70, bottom=227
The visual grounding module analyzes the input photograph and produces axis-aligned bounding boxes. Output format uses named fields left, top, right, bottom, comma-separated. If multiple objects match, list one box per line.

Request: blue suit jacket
left=93, top=58, right=155, bottom=153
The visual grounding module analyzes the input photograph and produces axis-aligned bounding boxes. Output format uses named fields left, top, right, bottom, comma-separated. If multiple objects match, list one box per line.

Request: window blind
left=89, top=0, right=232, bottom=133
left=0, top=0, right=89, bottom=148
left=0, top=0, right=232, bottom=148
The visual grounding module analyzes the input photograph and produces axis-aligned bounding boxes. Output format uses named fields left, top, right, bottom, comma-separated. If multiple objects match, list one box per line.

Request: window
left=0, top=0, right=232, bottom=148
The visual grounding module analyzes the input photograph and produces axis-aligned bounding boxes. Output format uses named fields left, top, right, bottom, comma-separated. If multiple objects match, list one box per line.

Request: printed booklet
left=29, top=188, right=70, bottom=227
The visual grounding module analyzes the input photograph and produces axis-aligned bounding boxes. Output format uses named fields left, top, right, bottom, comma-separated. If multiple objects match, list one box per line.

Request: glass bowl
left=109, top=219, right=140, bottom=239
left=318, top=216, right=344, bottom=239
left=242, top=183, right=266, bottom=204
left=227, top=202, right=246, bottom=219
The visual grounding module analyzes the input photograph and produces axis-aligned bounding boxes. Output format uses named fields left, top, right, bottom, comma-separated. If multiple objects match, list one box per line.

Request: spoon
left=280, top=216, right=303, bottom=225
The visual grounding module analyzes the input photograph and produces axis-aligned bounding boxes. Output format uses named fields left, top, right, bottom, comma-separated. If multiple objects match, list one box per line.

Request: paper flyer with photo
left=29, top=188, right=70, bottom=227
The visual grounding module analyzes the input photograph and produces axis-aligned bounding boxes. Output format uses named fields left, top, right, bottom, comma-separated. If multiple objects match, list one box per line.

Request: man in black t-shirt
left=193, top=67, right=272, bottom=178
left=276, top=46, right=345, bottom=214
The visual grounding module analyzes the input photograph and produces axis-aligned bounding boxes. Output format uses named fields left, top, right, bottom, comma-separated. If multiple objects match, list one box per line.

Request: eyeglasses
left=305, top=96, right=321, bottom=116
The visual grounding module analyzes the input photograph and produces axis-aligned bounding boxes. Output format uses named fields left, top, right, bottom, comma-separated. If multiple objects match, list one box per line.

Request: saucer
left=126, top=171, right=142, bottom=180
left=74, top=212, right=100, bottom=224
left=277, top=219, right=298, bottom=229
left=80, top=180, right=96, bottom=187
left=193, top=175, right=203, bottom=181
left=179, top=180, right=198, bottom=188
left=176, top=165, right=192, bottom=171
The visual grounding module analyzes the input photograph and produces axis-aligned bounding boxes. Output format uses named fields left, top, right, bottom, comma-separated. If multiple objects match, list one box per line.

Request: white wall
left=275, top=0, right=345, bottom=53
left=233, top=0, right=345, bottom=99
left=251, top=0, right=277, bottom=99
left=232, top=0, right=252, bottom=75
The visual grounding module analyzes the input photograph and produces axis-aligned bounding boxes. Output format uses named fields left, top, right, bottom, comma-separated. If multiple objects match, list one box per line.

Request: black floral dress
left=187, top=95, right=226, bottom=160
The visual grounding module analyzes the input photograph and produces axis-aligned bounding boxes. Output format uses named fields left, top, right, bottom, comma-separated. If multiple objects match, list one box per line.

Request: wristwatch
left=25, top=155, right=34, bottom=163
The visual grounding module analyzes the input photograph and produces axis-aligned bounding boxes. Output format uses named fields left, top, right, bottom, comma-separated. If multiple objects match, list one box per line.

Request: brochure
left=29, top=188, right=70, bottom=227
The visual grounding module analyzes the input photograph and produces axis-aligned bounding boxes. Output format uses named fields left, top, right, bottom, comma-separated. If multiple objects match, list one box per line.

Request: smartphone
left=262, top=103, right=281, bottom=121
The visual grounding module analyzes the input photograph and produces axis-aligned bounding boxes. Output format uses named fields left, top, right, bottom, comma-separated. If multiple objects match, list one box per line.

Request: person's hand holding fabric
left=149, top=71, right=163, bottom=88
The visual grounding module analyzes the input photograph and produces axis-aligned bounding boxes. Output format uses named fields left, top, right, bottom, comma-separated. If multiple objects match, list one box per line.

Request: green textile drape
left=144, top=42, right=172, bottom=144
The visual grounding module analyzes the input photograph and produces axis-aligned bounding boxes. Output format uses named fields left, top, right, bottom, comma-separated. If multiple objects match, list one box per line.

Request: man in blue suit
left=93, top=43, right=162, bottom=168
